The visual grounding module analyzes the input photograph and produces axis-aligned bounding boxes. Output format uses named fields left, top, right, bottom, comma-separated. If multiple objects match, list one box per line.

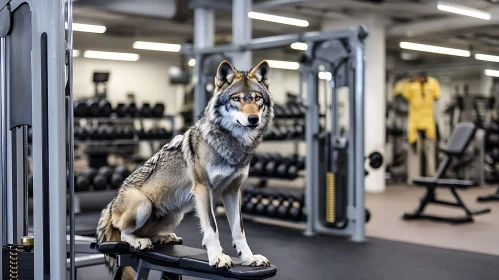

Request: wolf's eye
left=255, top=96, right=261, bottom=101
left=231, top=96, right=240, bottom=102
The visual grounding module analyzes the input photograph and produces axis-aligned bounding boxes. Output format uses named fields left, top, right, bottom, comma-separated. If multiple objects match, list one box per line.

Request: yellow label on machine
left=326, top=172, right=335, bottom=223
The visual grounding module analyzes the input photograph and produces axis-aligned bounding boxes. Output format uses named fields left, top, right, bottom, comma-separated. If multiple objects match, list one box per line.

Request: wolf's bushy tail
left=96, top=200, right=135, bottom=279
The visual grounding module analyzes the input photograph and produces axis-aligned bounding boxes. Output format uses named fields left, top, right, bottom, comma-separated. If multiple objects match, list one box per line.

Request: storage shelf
left=263, top=138, right=304, bottom=143
left=75, top=138, right=171, bottom=145
left=248, top=175, right=304, bottom=180
left=242, top=213, right=305, bottom=228
left=75, top=115, right=175, bottom=122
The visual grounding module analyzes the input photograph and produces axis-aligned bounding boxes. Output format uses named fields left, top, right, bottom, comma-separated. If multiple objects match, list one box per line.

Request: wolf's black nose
left=248, top=115, right=259, bottom=124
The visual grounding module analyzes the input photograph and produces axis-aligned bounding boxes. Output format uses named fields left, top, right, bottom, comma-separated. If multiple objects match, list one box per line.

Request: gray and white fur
left=96, top=60, right=274, bottom=278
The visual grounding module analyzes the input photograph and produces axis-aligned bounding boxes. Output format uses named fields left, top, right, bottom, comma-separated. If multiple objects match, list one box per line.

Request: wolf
left=96, top=60, right=273, bottom=277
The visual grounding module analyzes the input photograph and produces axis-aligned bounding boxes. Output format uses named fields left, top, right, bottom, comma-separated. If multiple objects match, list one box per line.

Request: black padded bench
left=403, top=122, right=491, bottom=224
left=91, top=240, right=277, bottom=280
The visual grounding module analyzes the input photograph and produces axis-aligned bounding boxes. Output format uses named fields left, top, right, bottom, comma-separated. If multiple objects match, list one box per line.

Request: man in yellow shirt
left=402, top=75, right=440, bottom=144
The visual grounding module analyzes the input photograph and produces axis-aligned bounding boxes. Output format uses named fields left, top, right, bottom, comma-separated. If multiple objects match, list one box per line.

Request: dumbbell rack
left=74, top=115, right=176, bottom=155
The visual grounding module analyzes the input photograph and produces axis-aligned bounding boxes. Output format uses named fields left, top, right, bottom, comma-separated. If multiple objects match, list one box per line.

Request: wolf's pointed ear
left=215, top=60, right=240, bottom=92
left=249, top=60, right=270, bottom=88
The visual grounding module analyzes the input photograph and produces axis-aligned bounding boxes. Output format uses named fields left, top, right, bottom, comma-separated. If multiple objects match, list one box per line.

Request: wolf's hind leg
left=116, top=189, right=153, bottom=250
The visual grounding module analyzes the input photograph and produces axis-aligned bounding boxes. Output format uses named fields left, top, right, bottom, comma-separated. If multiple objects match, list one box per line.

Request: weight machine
left=184, top=26, right=368, bottom=241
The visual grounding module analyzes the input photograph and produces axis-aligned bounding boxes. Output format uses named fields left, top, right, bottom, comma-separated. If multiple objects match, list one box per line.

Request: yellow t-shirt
left=402, top=77, right=440, bottom=143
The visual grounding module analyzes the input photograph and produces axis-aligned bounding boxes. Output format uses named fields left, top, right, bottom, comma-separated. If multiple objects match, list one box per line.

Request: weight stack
left=2, top=246, right=34, bottom=280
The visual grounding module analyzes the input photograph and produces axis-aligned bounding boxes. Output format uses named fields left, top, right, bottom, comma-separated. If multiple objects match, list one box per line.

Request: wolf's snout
left=248, top=115, right=259, bottom=125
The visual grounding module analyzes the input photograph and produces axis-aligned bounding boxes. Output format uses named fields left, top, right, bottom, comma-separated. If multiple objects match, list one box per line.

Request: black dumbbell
left=287, top=165, right=298, bottom=179
left=287, top=126, right=298, bottom=138
left=74, top=127, right=85, bottom=140
left=123, top=102, right=138, bottom=117
left=487, top=133, right=499, bottom=148
left=81, top=167, right=98, bottom=182
left=115, top=103, right=126, bottom=117
left=92, top=174, right=108, bottom=191
left=74, top=100, right=88, bottom=118
left=97, top=126, right=112, bottom=140
left=365, top=208, right=371, bottom=223
left=114, top=127, right=124, bottom=139
left=274, top=104, right=285, bottom=117
left=490, top=148, right=499, bottom=162
left=114, top=165, right=130, bottom=178
left=243, top=194, right=262, bottom=214
left=140, top=103, right=153, bottom=117
left=297, top=104, right=306, bottom=117
left=255, top=195, right=271, bottom=216
left=488, top=121, right=499, bottom=134
left=86, top=99, right=101, bottom=117
left=276, top=197, right=293, bottom=219
left=157, top=128, right=168, bottom=139
left=276, top=162, right=289, bottom=178
left=288, top=198, right=302, bottom=221
left=75, top=175, right=90, bottom=192
left=278, top=127, right=288, bottom=139
left=263, top=129, right=274, bottom=140
left=110, top=173, right=124, bottom=189
left=87, top=127, right=99, bottom=140
left=295, top=124, right=304, bottom=138
left=99, top=99, right=113, bottom=117
left=264, top=161, right=277, bottom=177
left=152, top=103, right=165, bottom=118
left=138, top=129, right=147, bottom=139
left=98, top=166, right=114, bottom=180
left=252, top=161, right=264, bottom=176
left=296, top=157, right=305, bottom=170
left=288, top=103, right=301, bottom=117
left=282, top=106, right=293, bottom=118
left=122, top=126, right=136, bottom=139
left=265, top=195, right=283, bottom=217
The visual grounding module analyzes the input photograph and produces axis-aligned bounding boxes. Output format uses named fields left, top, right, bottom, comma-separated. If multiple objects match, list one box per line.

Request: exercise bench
left=91, top=239, right=277, bottom=280
left=403, top=122, right=491, bottom=224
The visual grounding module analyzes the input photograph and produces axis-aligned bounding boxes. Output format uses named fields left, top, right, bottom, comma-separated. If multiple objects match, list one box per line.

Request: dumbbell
left=255, top=195, right=272, bottom=216
left=74, top=100, right=88, bottom=118
left=152, top=103, right=165, bottom=118
left=138, top=129, right=148, bottom=139
left=140, top=103, right=153, bottom=117
left=86, top=99, right=101, bottom=117
left=265, top=195, right=283, bottom=217
left=243, top=194, right=262, bottom=214
left=276, top=162, right=289, bottom=178
left=74, top=127, right=88, bottom=140
left=98, top=166, right=114, bottom=180
left=487, top=133, right=499, bottom=148
left=263, top=129, right=274, bottom=140
left=295, top=124, right=304, bottom=138
left=287, top=165, right=298, bottom=179
left=297, top=104, right=307, bottom=117
left=288, top=103, right=301, bottom=117
left=288, top=199, right=303, bottom=221
left=296, top=156, right=305, bottom=170
left=278, top=127, right=288, bottom=139
left=264, top=161, right=277, bottom=177
left=490, top=148, right=499, bottom=162
left=273, top=104, right=285, bottom=117
left=365, top=208, right=371, bottom=223
left=92, top=174, right=108, bottom=191
left=122, top=126, right=136, bottom=139
left=75, top=175, right=90, bottom=192
left=97, top=126, right=112, bottom=140
left=252, top=161, right=264, bottom=176
left=87, top=127, right=99, bottom=140
left=287, top=126, right=298, bottom=138
left=99, top=99, right=113, bottom=117
left=114, top=165, right=130, bottom=178
left=123, top=102, right=138, bottom=117
left=276, top=197, right=293, bottom=219
left=487, top=121, right=499, bottom=134
left=157, top=128, right=169, bottom=139
left=115, top=103, right=126, bottom=117
left=282, top=106, right=293, bottom=118
left=110, top=173, right=124, bottom=189
left=82, top=167, right=98, bottom=181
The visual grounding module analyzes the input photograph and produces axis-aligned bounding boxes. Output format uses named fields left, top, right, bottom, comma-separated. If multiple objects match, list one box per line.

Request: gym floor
left=75, top=191, right=499, bottom=280
left=367, top=184, right=499, bottom=256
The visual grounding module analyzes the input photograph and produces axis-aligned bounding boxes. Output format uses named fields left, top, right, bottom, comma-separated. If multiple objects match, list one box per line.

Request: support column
left=323, top=15, right=387, bottom=193
left=193, top=6, right=214, bottom=118
left=232, top=0, right=252, bottom=70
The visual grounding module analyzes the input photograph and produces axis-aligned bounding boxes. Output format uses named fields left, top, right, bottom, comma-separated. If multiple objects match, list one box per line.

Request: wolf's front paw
left=153, top=233, right=180, bottom=244
left=209, top=253, right=233, bottom=269
left=241, top=254, right=270, bottom=267
left=130, top=238, right=153, bottom=250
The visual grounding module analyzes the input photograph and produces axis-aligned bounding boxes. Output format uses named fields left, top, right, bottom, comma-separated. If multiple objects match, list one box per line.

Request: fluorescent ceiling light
left=475, top=53, right=499, bottom=62
left=266, top=60, right=300, bottom=70
left=66, top=23, right=107, bottom=33
left=318, top=71, right=332, bottom=81
left=437, top=2, right=491, bottom=20
left=248, top=12, right=309, bottom=27
left=484, top=69, right=499, bottom=77
left=73, top=50, right=80, bottom=57
left=83, top=51, right=140, bottom=61
left=290, top=42, right=308, bottom=50
left=399, top=42, right=470, bottom=57
left=133, top=41, right=182, bottom=52
left=188, top=58, right=196, bottom=67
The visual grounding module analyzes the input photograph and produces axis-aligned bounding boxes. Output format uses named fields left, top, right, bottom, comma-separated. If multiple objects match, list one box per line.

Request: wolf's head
left=205, top=60, right=274, bottom=143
